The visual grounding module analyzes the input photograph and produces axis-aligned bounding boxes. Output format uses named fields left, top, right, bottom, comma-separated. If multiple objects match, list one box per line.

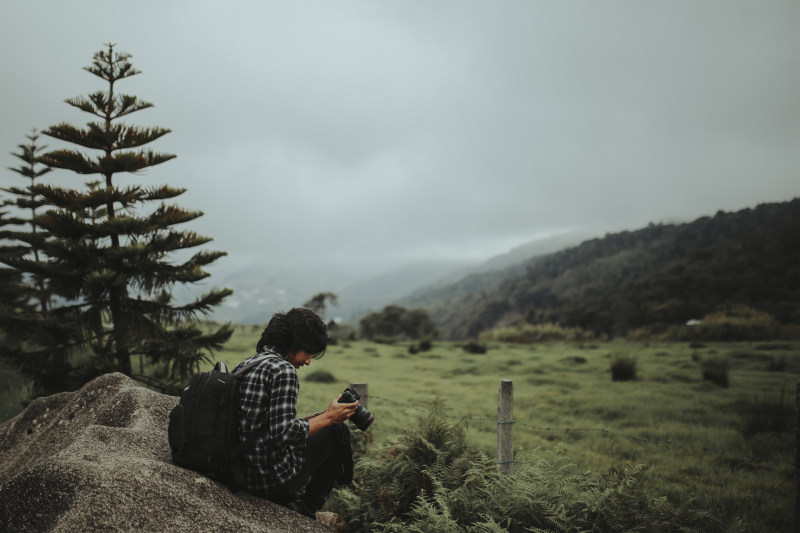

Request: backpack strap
left=230, top=353, right=283, bottom=458
left=333, top=422, right=354, bottom=485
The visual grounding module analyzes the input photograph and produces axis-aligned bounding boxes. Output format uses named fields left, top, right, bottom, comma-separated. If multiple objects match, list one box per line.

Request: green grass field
left=217, top=326, right=798, bottom=531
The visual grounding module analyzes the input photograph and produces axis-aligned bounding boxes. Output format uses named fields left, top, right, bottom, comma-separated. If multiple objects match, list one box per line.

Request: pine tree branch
left=43, top=123, right=172, bottom=151
left=142, top=185, right=186, bottom=201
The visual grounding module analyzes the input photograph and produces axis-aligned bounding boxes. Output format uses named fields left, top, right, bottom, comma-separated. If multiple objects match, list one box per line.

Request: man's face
left=287, top=350, right=313, bottom=369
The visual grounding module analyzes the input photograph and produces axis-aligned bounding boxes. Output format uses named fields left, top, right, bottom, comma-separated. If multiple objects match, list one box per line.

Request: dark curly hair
left=256, top=307, right=328, bottom=359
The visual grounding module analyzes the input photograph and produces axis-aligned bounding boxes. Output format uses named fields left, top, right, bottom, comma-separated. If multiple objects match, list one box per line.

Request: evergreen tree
left=2, top=129, right=53, bottom=311
left=9, top=43, right=232, bottom=392
left=0, top=208, right=31, bottom=315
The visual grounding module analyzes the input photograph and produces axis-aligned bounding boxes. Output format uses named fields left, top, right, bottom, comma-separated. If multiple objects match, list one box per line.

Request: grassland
left=217, top=325, right=798, bottom=531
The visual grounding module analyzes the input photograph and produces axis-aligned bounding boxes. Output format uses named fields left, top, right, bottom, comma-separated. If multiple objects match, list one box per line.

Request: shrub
left=462, top=341, right=487, bottom=354
left=740, top=390, right=792, bottom=438
left=682, top=306, right=791, bottom=341
left=480, top=322, right=592, bottom=343
left=408, top=344, right=419, bottom=355
left=305, top=370, right=338, bottom=383
left=756, top=343, right=793, bottom=351
left=701, top=356, right=730, bottom=387
left=610, top=354, right=637, bottom=381
left=418, top=338, right=433, bottom=351
left=768, top=355, right=787, bottom=372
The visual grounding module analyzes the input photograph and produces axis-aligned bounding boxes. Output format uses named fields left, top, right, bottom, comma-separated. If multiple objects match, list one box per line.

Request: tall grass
left=205, top=330, right=799, bottom=531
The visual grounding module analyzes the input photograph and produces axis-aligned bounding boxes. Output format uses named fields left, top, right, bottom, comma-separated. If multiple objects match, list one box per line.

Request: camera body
left=339, top=386, right=374, bottom=431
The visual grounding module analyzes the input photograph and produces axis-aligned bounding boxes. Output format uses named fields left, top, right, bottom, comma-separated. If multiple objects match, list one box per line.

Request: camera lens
left=338, top=387, right=374, bottom=431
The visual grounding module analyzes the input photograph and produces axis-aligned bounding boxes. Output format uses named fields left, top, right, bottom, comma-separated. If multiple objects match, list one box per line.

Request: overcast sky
left=2, top=1, right=799, bottom=286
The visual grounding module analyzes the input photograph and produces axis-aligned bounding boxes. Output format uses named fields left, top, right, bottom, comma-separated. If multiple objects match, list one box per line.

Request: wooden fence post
left=498, top=379, right=514, bottom=475
left=350, top=382, right=368, bottom=409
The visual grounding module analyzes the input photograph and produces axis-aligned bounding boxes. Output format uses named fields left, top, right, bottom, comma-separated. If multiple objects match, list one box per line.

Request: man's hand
left=326, top=394, right=358, bottom=424
left=307, top=395, right=358, bottom=436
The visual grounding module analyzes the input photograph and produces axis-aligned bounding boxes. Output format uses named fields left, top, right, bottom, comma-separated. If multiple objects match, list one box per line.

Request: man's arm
left=305, top=396, right=358, bottom=436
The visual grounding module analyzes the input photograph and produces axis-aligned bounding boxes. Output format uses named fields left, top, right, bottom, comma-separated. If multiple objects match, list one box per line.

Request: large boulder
left=0, top=373, right=331, bottom=532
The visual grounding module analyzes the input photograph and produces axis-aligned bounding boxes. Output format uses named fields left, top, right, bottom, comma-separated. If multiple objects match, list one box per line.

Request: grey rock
left=0, top=373, right=331, bottom=532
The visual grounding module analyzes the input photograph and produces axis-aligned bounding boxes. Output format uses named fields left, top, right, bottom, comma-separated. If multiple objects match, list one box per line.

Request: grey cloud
left=1, top=0, right=798, bottom=288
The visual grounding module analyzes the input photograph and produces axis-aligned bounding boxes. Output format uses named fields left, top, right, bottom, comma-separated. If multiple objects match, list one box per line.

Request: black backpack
left=168, top=359, right=264, bottom=489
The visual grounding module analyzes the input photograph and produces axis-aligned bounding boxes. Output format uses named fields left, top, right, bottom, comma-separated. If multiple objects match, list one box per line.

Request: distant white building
left=685, top=319, right=702, bottom=326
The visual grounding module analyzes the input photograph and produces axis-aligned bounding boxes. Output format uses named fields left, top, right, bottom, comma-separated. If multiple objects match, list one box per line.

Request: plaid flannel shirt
left=235, top=350, right=310, bottom=496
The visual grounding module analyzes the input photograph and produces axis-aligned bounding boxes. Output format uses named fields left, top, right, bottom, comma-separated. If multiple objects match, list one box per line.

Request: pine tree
left=0, top=133, right=71, bottom=395
left=0, top=208, right=31, bottom=315
left=18, top=43, right=232, bottom=392
left=2, top=129, right=53, bottom=311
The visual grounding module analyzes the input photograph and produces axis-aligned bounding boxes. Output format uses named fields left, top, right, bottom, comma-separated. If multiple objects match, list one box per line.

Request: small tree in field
left=6, top=44, right=232, bottom=393
left=303, top=291, right=338, bottom=319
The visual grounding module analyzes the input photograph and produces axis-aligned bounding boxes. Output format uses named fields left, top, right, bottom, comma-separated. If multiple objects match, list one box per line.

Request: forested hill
left=409, top=199, right=800, bottom=339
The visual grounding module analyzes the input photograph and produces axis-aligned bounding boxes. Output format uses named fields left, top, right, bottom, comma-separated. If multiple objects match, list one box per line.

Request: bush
left=418, top=338, right=433, bottom=351
left=408, top=344, right=419, bottom=355
left=462, top=341, right=487, bottom=354
left=480, top=322, right=592, bottom=343
left=767, top=356, right=787, bottom=372
left=756, top=343, right=793, bottom=351
left=671, top=306, right=798, bottom=341
left=740, top=389, right=792, bottom=438
left=305, top=370, right=338, bottom=383
left=610, top=354, right=637, bottom=381
left=701, top=356, right=730, bottom=387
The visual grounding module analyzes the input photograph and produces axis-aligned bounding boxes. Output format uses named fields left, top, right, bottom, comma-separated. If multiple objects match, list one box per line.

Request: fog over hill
left=184, top=229, right=595, bottom=325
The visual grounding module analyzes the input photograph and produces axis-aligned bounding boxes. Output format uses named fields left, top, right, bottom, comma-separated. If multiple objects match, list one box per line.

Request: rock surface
left=0, top=373, right=332, bottom=532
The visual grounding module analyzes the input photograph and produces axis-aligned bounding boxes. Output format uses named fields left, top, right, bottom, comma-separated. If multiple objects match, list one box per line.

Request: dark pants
left=266, top=423, right=347, bottom=511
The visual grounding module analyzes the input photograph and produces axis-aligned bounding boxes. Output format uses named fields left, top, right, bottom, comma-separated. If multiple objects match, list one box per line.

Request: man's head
left=256, top=307, right=328, bottom=360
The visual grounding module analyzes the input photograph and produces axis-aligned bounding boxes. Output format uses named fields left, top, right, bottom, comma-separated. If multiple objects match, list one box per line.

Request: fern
left=328, top=412, right=722, bottom=532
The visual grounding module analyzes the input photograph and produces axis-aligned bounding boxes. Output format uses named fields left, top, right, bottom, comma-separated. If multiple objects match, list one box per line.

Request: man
left=234, top=307, right=357, bottom=517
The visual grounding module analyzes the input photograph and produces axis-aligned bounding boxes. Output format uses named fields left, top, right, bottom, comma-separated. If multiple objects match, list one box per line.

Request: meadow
left=218, top=325, right=798, bottom=531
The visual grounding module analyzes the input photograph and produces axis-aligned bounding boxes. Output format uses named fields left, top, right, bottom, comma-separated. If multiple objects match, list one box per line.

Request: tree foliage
left=0, top=44, right=232, bottom=395
left=303, top=291, right=339, bottom=319
left=359, top=305, right=439, bottom=340
left=2, top=130, right=53, bottom=311
left=418, top=200, right=800, bottom=339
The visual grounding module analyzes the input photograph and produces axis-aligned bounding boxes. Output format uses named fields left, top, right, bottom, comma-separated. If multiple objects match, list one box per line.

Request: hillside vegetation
left=407, top=199, right=799, bottom=339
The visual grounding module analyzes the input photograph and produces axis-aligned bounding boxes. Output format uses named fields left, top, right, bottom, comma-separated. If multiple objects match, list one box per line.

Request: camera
left=339, top=386, right=374, bottom=431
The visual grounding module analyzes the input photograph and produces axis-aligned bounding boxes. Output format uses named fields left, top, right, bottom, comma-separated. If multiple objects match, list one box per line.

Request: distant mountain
left=334, top=259, right=478, bottom=321
left=190, top=258, right=477, bottom=325
left=404, top=199, right=800, bottom=339
left=198, top=232, right=591, bottom=326
left=470, top=230, right=598, bottom=274
left=399, top=230, right=595, bottom=308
